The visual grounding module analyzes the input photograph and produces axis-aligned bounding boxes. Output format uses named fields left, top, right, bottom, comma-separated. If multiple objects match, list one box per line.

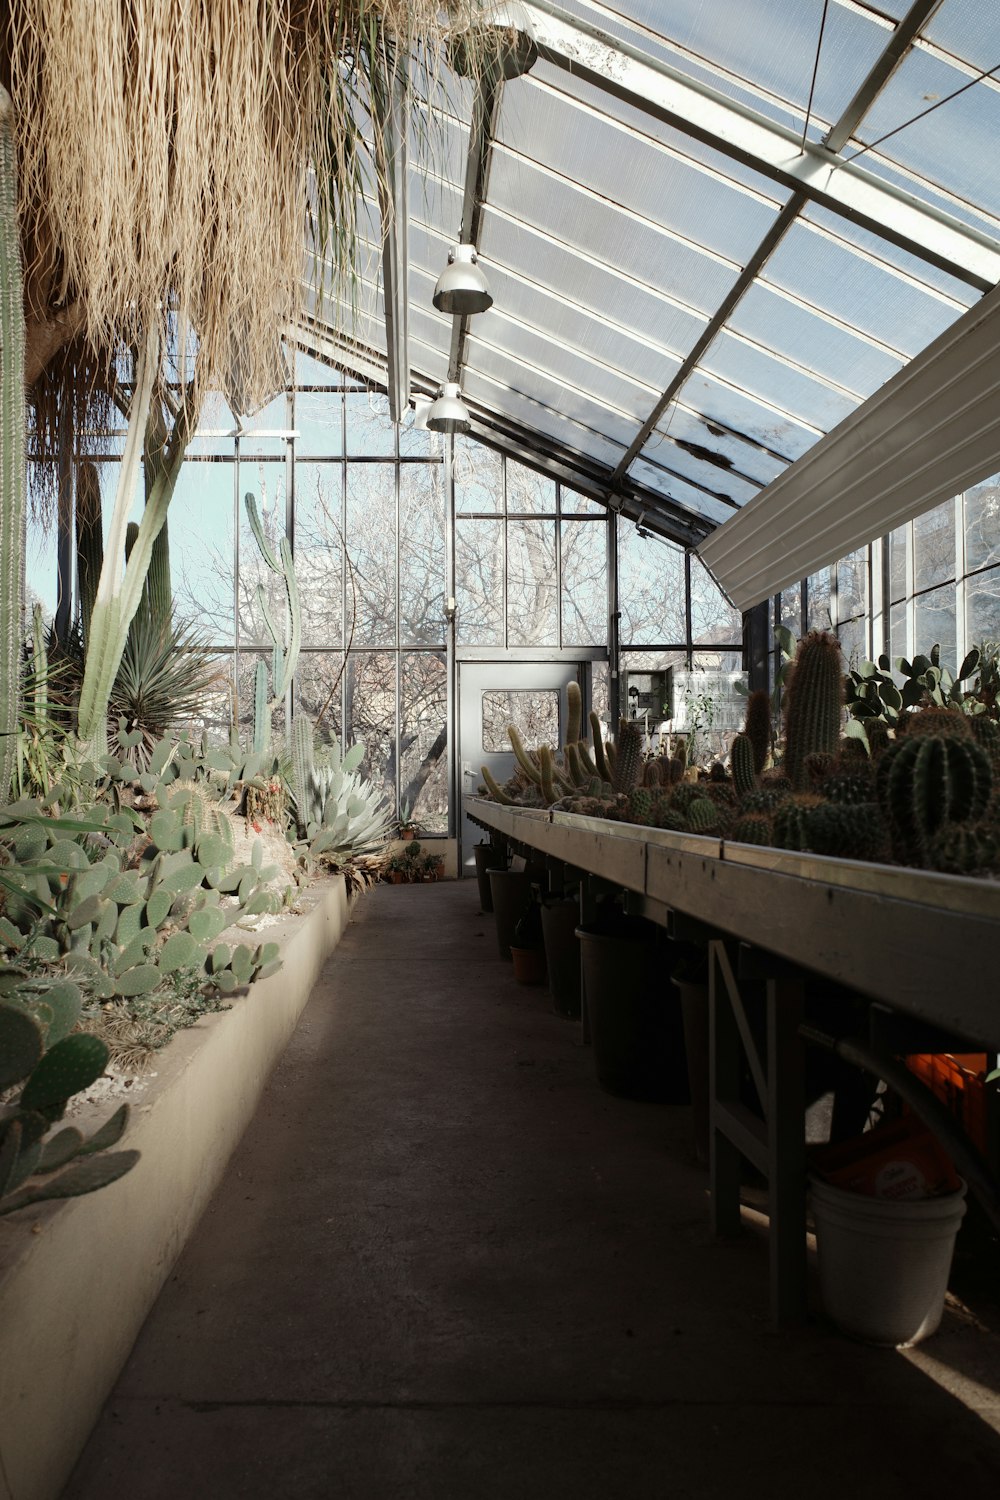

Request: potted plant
left=510, top=887, right=547, bottom=985
left=398, top=798, right=418, bottom=841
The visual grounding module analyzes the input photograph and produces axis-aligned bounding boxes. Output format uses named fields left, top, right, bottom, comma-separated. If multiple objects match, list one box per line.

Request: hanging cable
left=800, top=0, right=831, bottom=150
left=843, top=57, right=1000, bottom=163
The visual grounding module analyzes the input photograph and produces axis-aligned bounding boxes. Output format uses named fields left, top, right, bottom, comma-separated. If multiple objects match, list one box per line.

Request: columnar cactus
left=245, top=490, right=301, bottom=729
left=0, top=85, right=25, bottom=805
left=76, top=461, right=104, bottom=645
left=782, top=631, right=844, bottom=790
left=730, top=733, right=757, bottom=797
left=744, top=689, right=771, bottom=775
left=613, top=719, right=643, bottom=793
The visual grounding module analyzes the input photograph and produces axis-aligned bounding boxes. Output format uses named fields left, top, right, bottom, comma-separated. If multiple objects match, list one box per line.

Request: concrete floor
left=66, top=882, right=1000, bottom=1499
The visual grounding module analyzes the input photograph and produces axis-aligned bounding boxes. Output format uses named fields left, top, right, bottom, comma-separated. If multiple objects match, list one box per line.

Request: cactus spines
left=822, top=771, right=873, bottom=806
left=625, top=787, right=655, bottom=825
left=782, top=631, right=845, bottom=790
left=877, top=731, right=992, bottom=864
left=576, top=741, right=597, bottom=779
left=565, top=681, right=582, bottom=748
left=773, top=794, right=825, bottom=852
left=730, top=733, right=757, bottom=798
left=613, top=719, right=643, bottom=793
left=897, top=706, right=971, bottom=741
left=729, top=813, right=774, bottom=846
left=688, top=797, right=721, bottom=834
left=590, top=712, right=610, bottom=783
left=291, top=712, right=314, bottom=820
left=744, top=689, right=771, bottom=774
left=539, top=744, right=557, bottom=805
left=802, top=802, right=888, bottom=863
left=0, top=84, right=25, bottom=805
left=642, top=759, right=659, bottom=788
left=245, top=489, right=302, bottom=732
left=508, top=725, right=543, bottom=787
left=481, top=766, right=516, bottom=805
left=253, top=659, right=270, bottom=755
left=927, top=821, right=1000, bottom=876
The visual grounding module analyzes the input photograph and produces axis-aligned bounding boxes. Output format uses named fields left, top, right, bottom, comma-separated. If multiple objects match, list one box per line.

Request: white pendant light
left=426, top=382, right=471, bottom=434
left=432, top=244, right=493, bottom=316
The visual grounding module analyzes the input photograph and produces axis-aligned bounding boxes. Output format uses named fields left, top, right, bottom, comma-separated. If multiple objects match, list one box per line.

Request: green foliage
left=0, top=999, right=139, bottom=1218
left=286, top=715, right=391, bottom=871
left=108, top=612, right=225, bottom=772
left=0, top=86, right=25, bottom=806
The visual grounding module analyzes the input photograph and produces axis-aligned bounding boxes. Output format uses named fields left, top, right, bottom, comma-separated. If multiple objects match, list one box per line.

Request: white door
left=458, top=661, right=584, bottom=874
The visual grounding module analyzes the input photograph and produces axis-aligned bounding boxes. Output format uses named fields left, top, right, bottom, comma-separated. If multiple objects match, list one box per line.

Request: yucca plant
left=108, top=613, right=228, bottom=772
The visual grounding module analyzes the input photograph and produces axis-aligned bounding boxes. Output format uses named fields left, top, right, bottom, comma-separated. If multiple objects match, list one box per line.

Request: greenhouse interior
left=2, top=1, right=1000, bottom=1496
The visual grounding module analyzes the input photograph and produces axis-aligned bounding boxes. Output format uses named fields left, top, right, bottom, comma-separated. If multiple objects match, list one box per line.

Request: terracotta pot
left=401, top=828, right=416, bottom=841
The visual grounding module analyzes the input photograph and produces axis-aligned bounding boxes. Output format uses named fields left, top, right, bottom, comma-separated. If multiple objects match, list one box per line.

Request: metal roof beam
left=370, top=52, right=410, bottom=421
left=521, top=0, right=1000, bottom=289
left=446, top=75, right=505, bottom=386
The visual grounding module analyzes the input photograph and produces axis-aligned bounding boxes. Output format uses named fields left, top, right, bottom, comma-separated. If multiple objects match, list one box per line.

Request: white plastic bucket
left=809, top=1174, right=967, bottom=1347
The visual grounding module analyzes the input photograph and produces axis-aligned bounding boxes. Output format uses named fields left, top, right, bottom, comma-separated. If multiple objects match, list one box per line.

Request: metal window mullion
left=556, top=485, right=564, bottom=650
left=233, top=446, right=241, bottom=725
left=394, top=448, right=401, bottom=818
left=502, top=453, right=509, bottom=652
left=954, top=493, right=968, bottom=669
left=684, top=548, right=694, bottom=670
left=445, top=433, right=457, bottom=840
left=904, top=519, right=916, bottom=662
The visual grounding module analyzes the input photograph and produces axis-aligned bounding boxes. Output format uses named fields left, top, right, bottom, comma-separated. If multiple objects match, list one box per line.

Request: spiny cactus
left=590, top=711, right=611, bottom=783
left=688, top=797, right=721, bottom=834
left=729, top=813, right=774, bottom=846
left=877, top=731, right=992, bottom=864
left=625, top=787, right=656, bottom=826
left=822, top=770, right=874, bottom=806
left=926, top=821, right=1000, bottom=876
left=730, top=733, right=757, bottom=797
left=744, top=689, right=771, bottom=775
left=802, top=802, right=888, bottom=862
left=740, top=785, right=790, bottom=815
left=76, top=461, right=104, bottom=646
left=897, top=706, right=972, bottom=741
left=565, top=681, right=582, bottom=748
left=0, top=85, right=25, bottom=806
left=613, top=719, right=643, bottom=793
left=782, top=631, right=844, bottom=790
left=773, top=794, right=825, bottom=852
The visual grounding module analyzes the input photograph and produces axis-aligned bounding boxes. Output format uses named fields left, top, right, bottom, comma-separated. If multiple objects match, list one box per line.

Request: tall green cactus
left=245, top=491, right=301, bottom=733
left=730, top=732, right=757, bottom=797
left=76, top=461, right=104, bottom=645
left=0, top=85, right=25, bottom=805
left=782, top=631, right=844, bottom=790
left=290, top=712, right=315, bottom=823
left=877, top=731, right=991, bottom=865
left=744, top=689, right=771, bottom=774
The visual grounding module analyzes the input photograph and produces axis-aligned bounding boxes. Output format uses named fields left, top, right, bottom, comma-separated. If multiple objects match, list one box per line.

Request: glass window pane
left=456, top=518, right=503, bottom=645
left=187, top=652, right=233, bottom=745
left=913, top=501, right=955, bottom=592
left=295, top=463, right=343, bottom=649
left=482, top=689, right=559, bottom=753
left=780, top=582, right=802, bottom=636
left=346, top=467, right=397, bottom=646
left=170, top=461, right=236, bottom=646
left=345, top=392, right=395, bottom=456
left=680, top=651, right=748, bottom=763
left=293, top=652, right=343, bottom=741
left=967, top=567, right=1000, bottom=646
left=965, top=476, right=1000, bottom=574
left=455, top=438, right=502, bottom=514
left=561, top=486, right=604, bottom=516
left=295, top=391, right=343, bottom=456
left=913, top=583, right=956, bottom=666
left=837, top=548, right=868, bottom=622
left=591, top=659, right=610, bottom=724
left=25, top=507, right=59, bottom=626
left=890, top=601, right=908, bottom=662
left=807, top=567, right=833, bottom=631
left=507, top=519, right=557, bottom=646
left=293, top=350, right=342, bottom=386
left=401, top=652, right=447, bottom=833
left=506, top=458, right=556, bottom=515
left=399, top=465, right=446, bottom=647
left=837, top=615, right=867, bottom=670
left=237, top=464, right=287, bottom=647
left=888, top=524, right=908, bottom=603
left=690, top=555, right=741, bottom=645
left=344, top=650, right=396, bottom=806
left=561, top=521, right=607, bottom=646
left=189, top=390, right=237, bottom=456
left=617, top=522, right=685, bottom=645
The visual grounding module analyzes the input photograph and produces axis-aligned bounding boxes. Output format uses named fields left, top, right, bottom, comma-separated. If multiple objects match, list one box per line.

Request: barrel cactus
left=877, top=730, right=992, bottom=864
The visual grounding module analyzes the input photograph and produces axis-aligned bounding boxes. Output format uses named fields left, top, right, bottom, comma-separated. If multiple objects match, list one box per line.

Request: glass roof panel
left=497, top=68, right=788, bottom=266
left=463, top=323, right=660, bottom=425
left=648, top=403, right=787, bottom=488
left=924, top=1, right=999, bottom=72
left=460, top=368, right=626, bottom=472
left=851, top=44, right=1000, bottom=227
left=554, top=0, right=892, bottom=135
left=759, top=209, right=976, bottom=358
left=467, top=342, right=642, bottom=449
left=660, top=370, right=819, bottom=463
left=729, top=281, right=904, bottom=398
left=626, top=458, right=739, bottom=527
left=636, top=440, right=761, bottom=508
left=699, top=329, right=860, bottom=431
left=482, top=154, right=738, bottom=320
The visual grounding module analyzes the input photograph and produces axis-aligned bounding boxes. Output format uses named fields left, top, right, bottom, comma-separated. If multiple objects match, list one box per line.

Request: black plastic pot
left=488, top=868, right=533, bottom=961
left=541, top=897, right=581, bottom=1018
left=473, top=842, right=507, bottom=912
left=577, top=918, right=689, bottom=1104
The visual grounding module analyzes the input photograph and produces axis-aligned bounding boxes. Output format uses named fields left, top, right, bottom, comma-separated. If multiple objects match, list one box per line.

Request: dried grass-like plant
left=7, top=1, right=491, bottom=409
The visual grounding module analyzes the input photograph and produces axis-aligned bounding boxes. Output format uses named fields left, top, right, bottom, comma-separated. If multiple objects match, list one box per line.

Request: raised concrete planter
left=0, top=876, right=351, bottom=1500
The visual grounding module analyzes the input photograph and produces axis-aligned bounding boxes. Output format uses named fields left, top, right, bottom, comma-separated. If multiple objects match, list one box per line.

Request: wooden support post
left=766, top=969, right=807, bottom=1325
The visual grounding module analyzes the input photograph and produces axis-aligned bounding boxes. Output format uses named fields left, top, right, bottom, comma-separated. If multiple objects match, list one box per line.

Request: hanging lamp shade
left=432, top=244, right=493, bottom=316
left=426, top=382, right=471, bottom=434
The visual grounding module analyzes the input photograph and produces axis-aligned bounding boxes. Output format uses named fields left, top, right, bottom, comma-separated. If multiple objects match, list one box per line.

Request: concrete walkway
left=66, top=882, right=1000, bottom=1499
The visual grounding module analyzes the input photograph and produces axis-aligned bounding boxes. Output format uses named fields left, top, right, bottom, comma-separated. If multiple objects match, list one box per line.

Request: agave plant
left=108, top=612, right=227, bottom=771
left=285, top=715, right=393, bottom=871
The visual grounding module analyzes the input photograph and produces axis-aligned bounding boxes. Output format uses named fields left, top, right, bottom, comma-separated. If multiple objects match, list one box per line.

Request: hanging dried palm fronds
left=5, top=0, right=492, bottom=411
